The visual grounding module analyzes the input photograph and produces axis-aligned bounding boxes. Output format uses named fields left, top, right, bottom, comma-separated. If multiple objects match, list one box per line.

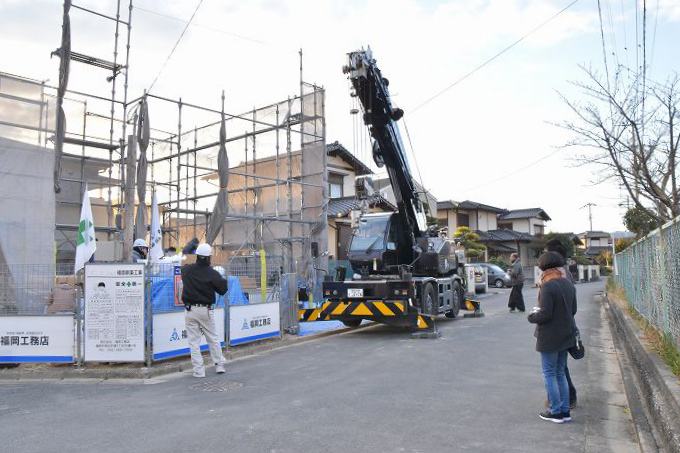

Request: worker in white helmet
left=181, top=243, right=228, bottom=377
left=132, top=239, right=148, bottom=263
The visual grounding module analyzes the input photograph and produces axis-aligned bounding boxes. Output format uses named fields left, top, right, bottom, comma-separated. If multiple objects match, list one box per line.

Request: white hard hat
left=196, top=243, right=212, bottom=257
left=133, top=239, right=148, bottom=248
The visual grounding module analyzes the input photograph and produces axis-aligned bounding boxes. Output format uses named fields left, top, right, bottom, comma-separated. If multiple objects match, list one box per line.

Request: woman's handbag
left=559, top=286, right=586, bottom=360
left=568, top=329, right=585, bottom=360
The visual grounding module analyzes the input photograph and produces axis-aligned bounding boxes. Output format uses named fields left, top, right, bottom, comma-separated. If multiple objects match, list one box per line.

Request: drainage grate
left=188, top=380, right=243, bottom=392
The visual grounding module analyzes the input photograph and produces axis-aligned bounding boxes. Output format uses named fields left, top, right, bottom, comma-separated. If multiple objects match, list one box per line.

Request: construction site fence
left=0, top=259, right=300, bottom=364
left=614, top=215, right=680, bottom=347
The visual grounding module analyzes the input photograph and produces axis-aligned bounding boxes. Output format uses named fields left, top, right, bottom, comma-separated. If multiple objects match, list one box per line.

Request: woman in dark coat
left=528, top=251, right=577, bottom=423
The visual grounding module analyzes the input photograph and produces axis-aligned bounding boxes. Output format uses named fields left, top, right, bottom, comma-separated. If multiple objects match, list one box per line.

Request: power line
left=136, top=5, right=271, bottom=47
left=649, top=0, right=661, bottom=71
left=620, top=0, right=629, bottom=68
left=147, top=0, right=206, bottom=93
left=409, top=0, right=582, bottom=114
left=461, top=147, right=563, bottom=194
left=597, top=0, right=612, bottom=90
left=402, top=118, right=426, bottom=200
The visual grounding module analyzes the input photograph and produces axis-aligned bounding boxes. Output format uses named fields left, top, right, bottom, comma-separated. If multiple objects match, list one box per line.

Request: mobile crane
left=312, top=48, right=466, bottom=331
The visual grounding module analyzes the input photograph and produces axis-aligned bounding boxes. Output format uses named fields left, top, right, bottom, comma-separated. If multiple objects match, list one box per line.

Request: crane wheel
left=445, top=281, right=462, bottom=318
left=421, top=282, right=436, bottom=316
left=341, top=319, right=362, bottom=328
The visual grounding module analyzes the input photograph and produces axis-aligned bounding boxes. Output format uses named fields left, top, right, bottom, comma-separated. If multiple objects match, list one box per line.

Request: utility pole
left=581, top=203, right=596, bottom=231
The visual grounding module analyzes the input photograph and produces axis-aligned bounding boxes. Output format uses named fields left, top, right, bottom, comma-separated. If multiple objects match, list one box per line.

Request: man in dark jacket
left=507, top=253, right=525, bottom=312
left=182, top=243, right=228, bottom=378
left=529, top=251, right=577, bottom=423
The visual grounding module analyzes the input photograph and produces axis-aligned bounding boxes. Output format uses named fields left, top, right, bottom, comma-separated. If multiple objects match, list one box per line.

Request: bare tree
left=559, top=66, right=680, bottom=224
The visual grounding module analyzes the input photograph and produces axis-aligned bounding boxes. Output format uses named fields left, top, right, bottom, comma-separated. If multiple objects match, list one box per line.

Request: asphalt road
left=0, top=280, right=641, bottom=453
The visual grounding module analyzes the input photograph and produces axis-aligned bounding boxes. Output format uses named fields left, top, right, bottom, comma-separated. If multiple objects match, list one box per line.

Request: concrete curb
left=606, top=295, right=680, bottom=453
left=0, top=322, right=377, bottom=381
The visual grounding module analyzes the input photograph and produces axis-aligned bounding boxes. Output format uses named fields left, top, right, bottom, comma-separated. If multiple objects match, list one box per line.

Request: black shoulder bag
left=558, top=286, right=585, bottom=360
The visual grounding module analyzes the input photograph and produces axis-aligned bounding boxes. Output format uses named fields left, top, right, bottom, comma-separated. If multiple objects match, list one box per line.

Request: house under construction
left=0, top=1, right=328, bottom=312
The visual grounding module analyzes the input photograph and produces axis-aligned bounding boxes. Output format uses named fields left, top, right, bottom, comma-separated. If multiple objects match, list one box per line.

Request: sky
left=1, top=0, right=679, bottom=234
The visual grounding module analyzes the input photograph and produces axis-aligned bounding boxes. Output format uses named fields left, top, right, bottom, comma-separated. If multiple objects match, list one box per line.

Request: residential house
left=578, top=231, right=613, bottom=258
left=436, top=200, right=505, bottom=238
left=325, top=142, right=395, bottom=261
left=497, top=208, right=551, bottom=236
left=436, top=200, right=552, bottom=266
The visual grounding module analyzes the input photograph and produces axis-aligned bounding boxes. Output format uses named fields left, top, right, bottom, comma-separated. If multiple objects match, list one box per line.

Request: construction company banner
left=84, top=263, right=145, bottom=362
left=152, top=308, right=225, bottom=361
left=0, top=315, right=74, bottom=363
left=229, top=302, right=280, bottom=346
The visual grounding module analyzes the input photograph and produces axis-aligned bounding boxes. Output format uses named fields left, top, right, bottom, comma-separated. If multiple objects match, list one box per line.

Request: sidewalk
left=581, top=288, right=641, bottom=452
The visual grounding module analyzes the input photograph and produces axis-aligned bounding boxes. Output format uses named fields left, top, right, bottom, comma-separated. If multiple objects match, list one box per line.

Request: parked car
left=472, top=265, right=486, bottom=293
left=478, top=263, right=511, bottom=288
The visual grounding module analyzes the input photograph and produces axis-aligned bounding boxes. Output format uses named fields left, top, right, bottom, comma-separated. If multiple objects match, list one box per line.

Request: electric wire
left=409, top=0, right=582, bottom=114
left=641, top=0, right=647, bottom=143
left=461, top=147, right=563, bottom=194
left=649, top=0, right=661, bottom=71
left=147, top=0, right=205, bottom=94
left=597, top=0, right=612, bottom=92
left=136, top=5, right=270, bottom=47
left=402, top=118, right=426, bottom=202
left=620, top=0, right=629, bottom=68
left=605, top=0, right=620, bottom=69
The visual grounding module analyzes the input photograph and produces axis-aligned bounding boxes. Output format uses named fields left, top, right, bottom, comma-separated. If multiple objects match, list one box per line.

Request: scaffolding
left=0, top=1, right=329, bottom=306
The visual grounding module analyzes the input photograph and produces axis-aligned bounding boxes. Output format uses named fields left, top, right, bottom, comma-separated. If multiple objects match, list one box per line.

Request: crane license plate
left=347, top=288, right=363, bottom=298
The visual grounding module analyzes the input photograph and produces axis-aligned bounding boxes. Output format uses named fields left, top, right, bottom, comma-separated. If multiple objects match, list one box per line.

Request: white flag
left=74, top=184, right=97, bottom=273
left=149, top=190, right=163, bottom=262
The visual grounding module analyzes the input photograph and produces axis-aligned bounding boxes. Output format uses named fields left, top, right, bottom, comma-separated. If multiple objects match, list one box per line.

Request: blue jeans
left=541, top=351, right=569, bottom=414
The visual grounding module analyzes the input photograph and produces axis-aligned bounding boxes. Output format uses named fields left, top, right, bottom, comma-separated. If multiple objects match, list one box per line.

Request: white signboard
left=152, top=308, right=225, bottom=361
left=84, top=263, right=145, bottom=362
left=0, top=315, right=74, bottom=362
left=229, top=302, right=280, bottom=346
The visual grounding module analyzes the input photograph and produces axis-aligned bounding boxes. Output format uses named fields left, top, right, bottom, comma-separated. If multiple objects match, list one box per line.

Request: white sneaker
left=193, top=372, right=205, bottom=378
left=215, top=365, right=226, bottom=374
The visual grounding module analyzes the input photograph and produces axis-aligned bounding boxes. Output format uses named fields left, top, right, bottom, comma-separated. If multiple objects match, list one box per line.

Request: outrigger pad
left=411, top=329, right=441, bottom=339
left=463, top=312, right=485, bottom=318
left=408, top=313, right=440, bottom=339
left=463, top=299, right=485, bottom=318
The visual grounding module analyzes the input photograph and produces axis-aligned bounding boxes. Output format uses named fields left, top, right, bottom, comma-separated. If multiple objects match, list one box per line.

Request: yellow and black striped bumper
left=298, top=301, right=436, bottom=330
left=298, top=300, right=406, bottom=322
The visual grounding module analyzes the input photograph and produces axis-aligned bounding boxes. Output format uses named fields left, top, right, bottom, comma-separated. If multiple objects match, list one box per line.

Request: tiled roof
left=476, top=229, right=535, bottom=243
left=327, top=194, right=395, bottom=218
left=582, top=231, right=611, bottom=238
left=499, top=208, right=551, bottom=221
left=326, top=141, right=372, bottom=176
left=458, top=200, right=506, bottom=214
left=486, top=242, right=518, bottom=253
left=437, top=200, right=505, bottom=213
left=437, top=201, right=457, bottom=210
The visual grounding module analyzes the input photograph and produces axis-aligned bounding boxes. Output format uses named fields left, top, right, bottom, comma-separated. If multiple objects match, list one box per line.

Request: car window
left=489, top=265, right=505, bottom=274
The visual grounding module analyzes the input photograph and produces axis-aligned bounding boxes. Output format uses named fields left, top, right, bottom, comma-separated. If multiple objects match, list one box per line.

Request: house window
left=456, top=213, right=469, bottom=227
left=328, top=173, right=344, bottom=198
left=534, top=224, right=545, bottom=236
left=498, top=222, right=512, bottom=230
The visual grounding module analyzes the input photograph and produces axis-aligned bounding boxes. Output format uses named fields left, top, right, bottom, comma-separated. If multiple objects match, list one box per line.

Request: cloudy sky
left=2, top=0, right=679, bottom=233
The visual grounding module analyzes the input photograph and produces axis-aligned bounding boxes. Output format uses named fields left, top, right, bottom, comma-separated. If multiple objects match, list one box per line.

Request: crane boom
left=344, top=48, right=428, bottom=241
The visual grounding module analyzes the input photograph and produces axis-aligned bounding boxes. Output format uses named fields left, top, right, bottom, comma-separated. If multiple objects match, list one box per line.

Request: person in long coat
left=528, top=251, right=577, bottom=423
